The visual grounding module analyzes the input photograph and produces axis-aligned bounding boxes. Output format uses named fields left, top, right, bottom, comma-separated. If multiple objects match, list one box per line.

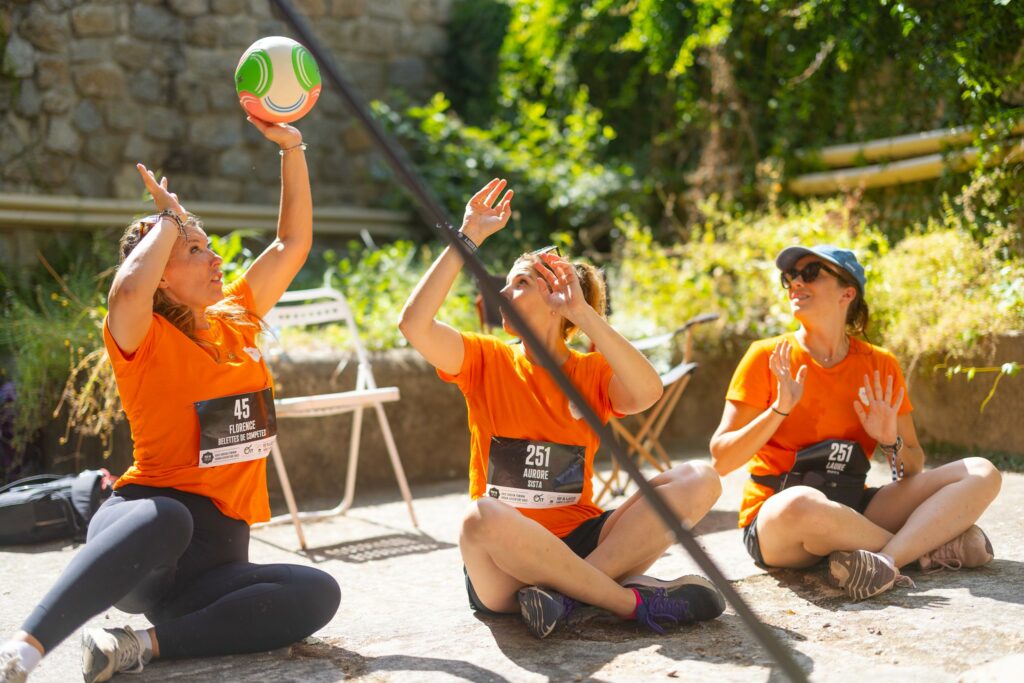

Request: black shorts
left=743, top=486, right=881, bottom=567
left=465, top=509, right=615, bottom=615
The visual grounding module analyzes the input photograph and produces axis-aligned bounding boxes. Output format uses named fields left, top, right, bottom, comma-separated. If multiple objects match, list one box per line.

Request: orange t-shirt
left=103, top=278, right=273, bottom=525
left=438, top=332, right=618, bottom=538
left=726, top=333, right=913, bottom=528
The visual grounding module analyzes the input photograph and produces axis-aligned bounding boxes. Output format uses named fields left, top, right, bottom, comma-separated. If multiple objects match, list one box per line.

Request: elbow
left=708, top=438, right=731, bottom=476
left=639, top=381, right=663, bottom=413
left=397, top=305, right=418, bottom=342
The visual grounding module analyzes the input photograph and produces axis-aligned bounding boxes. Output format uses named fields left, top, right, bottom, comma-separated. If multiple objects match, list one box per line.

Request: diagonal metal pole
left=270, top=2, right=808, bottom=680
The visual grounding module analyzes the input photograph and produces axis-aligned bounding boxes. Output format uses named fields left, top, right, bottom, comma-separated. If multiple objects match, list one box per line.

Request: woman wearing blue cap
left=709, top=245, right=1002, bottom=600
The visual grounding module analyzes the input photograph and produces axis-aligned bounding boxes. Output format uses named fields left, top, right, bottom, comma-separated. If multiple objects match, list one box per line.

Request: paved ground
left=2, top=457, right=1022, bottom=682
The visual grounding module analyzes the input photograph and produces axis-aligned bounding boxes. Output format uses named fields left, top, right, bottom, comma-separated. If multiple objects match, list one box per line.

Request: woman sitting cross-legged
left=710, top=244, right=1002, bottom=601
left=399, top=178, right=727, bottom=639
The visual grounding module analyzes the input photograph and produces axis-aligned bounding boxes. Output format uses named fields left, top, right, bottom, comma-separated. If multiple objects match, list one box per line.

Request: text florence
left=229, top=420, right=257, bottom=434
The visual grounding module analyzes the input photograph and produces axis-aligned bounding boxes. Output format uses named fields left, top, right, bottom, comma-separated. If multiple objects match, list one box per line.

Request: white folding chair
left=253, top=284, right=418, bottom=549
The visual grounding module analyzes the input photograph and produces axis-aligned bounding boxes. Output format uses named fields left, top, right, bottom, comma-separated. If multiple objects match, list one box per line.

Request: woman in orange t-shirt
left=399, top=179, right=726, bottom=639
left=711, top=245, right=1002, bottom=601
left=0, top=118, right=339, bottom=683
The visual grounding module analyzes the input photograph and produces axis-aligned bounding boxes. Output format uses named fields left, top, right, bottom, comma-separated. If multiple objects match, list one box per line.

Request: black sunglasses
left=529, top=245, right=561, bottom=257
left=780, top=261, right=843, bottom=289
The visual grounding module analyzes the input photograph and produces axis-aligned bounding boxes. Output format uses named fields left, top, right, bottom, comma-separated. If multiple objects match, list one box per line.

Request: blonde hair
left=118, top=216, right=261, bottom=361
left=516, top=253, right=608, bottom=342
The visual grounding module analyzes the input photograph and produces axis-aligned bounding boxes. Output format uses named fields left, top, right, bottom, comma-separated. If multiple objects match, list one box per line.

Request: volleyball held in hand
left=235, top=36, right=322, bottom=124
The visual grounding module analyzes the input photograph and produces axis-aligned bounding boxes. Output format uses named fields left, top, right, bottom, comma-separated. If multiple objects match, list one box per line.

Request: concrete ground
left=2, top=457, right=1022, bottom=682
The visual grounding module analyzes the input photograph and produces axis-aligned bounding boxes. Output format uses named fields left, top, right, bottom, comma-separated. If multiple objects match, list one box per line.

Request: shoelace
left=111, top=630, right=144, bottom=674
left=635, top=588, right=692, bottom=635
left=559, top=594, right=579, bottom=621
left=923, top=537, right=966, bottom=573
left=0, top=650, right=27, bottom=679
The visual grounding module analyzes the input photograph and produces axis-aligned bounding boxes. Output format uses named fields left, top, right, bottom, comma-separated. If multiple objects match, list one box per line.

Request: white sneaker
left=81, top=627, right=147, bottom=683
left=0, top=648, right=28, bottom=683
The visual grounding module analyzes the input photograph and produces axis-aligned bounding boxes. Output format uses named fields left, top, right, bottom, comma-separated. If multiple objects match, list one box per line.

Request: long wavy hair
left=118, top=215, right=261, bottom=360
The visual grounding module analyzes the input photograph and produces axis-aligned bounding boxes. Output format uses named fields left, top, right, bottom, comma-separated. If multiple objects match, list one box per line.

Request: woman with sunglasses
left=0, top=117, right=339, bottom=683
left=710, top=245, right=1001, bottom=600
left=399, top=179, right=726, bottom=639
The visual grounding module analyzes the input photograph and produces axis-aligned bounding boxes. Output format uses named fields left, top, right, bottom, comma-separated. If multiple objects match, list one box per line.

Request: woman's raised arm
left=240, top=117, right=312, bottom=316
left=398, top=179, right=512, bottom=375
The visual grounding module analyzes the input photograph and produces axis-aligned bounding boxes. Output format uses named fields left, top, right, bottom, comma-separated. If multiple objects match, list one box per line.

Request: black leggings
left=21, top=485, right=340, bottom=658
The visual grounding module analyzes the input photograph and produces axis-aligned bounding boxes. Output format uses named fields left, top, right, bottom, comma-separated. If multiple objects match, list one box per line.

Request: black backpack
left=0, top=469, right=115, bottom=545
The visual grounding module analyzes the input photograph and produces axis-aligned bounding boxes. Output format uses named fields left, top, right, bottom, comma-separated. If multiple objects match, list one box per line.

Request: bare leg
left=755, top=486, right=894, bottom=568
left=866, top=457, right=1001, bottom=567
left=586, top=461, right=722, bottom=579
left=460, top=498, right=636, bottom=617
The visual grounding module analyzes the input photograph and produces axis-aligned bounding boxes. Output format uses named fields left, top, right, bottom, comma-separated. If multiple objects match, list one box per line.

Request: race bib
left=195, top=387, right=277, bottom=468
left=485, top=437, right=585, bottom=509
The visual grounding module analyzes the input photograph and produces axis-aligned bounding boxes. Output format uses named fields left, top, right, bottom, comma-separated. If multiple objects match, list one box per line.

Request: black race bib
left=486, top=437, right=585, bottom=508
left=195, top=387, right=277, bottom=468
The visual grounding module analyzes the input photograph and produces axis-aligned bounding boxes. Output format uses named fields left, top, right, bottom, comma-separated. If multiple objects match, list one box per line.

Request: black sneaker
left=516, top=586, right=579, bottom=639
left=623, top=574, right=726, bottom=634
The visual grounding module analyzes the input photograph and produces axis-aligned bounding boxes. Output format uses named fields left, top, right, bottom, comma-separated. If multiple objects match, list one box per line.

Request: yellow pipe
left=789, top=139, right=1024, bottom=195
left=799, top=121, right=1024, bottom=168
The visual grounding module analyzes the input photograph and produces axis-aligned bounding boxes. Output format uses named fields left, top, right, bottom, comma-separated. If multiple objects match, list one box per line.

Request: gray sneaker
left=516, top=586, right=579, bottom=639
left=828, top=550, right=915, bottom=601
left=0, top=648, right=28, bottom=683
left=81, top=627, right=147, bottom=683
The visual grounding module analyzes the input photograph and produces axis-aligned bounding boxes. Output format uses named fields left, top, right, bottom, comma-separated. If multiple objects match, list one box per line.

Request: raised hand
left=532, top=252, right=586, bottom=319
left=461, top=178, right=513, bottom=243
left=135, top=163, right=187, bottom=218
left=246, top=116, right=303, bottom=149
left=769, top=338, right=807, bottom=414
left=852, top=370, right=904, bottom=445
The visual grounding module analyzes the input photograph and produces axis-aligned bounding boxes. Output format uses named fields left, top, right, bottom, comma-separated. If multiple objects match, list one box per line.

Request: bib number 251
left=525, top=444, right=550, bottom=467
left=829, top=441, right=854, bottom=464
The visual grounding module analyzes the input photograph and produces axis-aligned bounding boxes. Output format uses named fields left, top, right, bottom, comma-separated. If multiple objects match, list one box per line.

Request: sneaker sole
left=622, top=575, right=726, bottom=621
left=829, top=551, right=895, bottom=601
left=81, top=631, right=114, bottom=683
left=517, top=587, right=563, bottom=639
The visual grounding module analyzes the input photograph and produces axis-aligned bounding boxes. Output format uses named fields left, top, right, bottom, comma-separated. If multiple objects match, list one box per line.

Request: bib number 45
left=233, top=398, right=250, bottom=420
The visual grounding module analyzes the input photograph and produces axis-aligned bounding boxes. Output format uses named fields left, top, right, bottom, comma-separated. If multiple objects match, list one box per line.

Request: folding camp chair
left=593, top=312, right=719, bottom=504
left=253, top=282, right=418, bottom=549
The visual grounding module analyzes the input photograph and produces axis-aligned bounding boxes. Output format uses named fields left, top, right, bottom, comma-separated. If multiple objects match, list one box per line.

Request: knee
left=771, top=488, right=831, bottom=528
left=146, top=498, right=194, bottom=555
left=293, top=567, right=341, bottom=632
left=460, top=498, right=512, bottom=546
left=963, top=457, right=1002, bottom=498
left=665, top=460, right=722, bottom=502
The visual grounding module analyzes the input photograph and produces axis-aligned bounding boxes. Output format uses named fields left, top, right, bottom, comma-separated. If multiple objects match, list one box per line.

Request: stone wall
left=0, top=0, right=451, bottom=206
left=49, top=336, right=1021, bottom=503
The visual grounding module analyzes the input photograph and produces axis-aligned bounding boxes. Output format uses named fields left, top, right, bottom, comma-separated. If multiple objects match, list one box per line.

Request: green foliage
left=0, top=235, right=116, bottom=472
left=425, top=0, right=1024, bottom=237
left=608, top=195, right=1024, bottom=363
left=608, top=197, right=885, bottom=343
left=277, top=239, right=482, bottom=352
left=208, top=230, right=258, bottom=284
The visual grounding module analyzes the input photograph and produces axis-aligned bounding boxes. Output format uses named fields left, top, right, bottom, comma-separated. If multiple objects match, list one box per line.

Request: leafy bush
left=275, top=239, right=482, bottom=353
left=606, top=196, right=1024, bottom=365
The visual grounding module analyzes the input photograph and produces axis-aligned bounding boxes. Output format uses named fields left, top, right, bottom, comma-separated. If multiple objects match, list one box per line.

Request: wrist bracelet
left=158, top=209, right=187, bottom=238
left=279, top=142, right=308, bottom=156
left=455, top=230, right=478, bottom=254
left=771, top=406, right=789, bottom=417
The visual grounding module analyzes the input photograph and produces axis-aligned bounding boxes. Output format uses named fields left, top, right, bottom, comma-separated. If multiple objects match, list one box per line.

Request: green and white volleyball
left=235, top=36, right=322, bottom=124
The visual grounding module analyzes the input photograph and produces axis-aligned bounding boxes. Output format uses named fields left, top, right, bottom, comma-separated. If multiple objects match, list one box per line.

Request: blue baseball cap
left=775, top=244, right=866, bottom=292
